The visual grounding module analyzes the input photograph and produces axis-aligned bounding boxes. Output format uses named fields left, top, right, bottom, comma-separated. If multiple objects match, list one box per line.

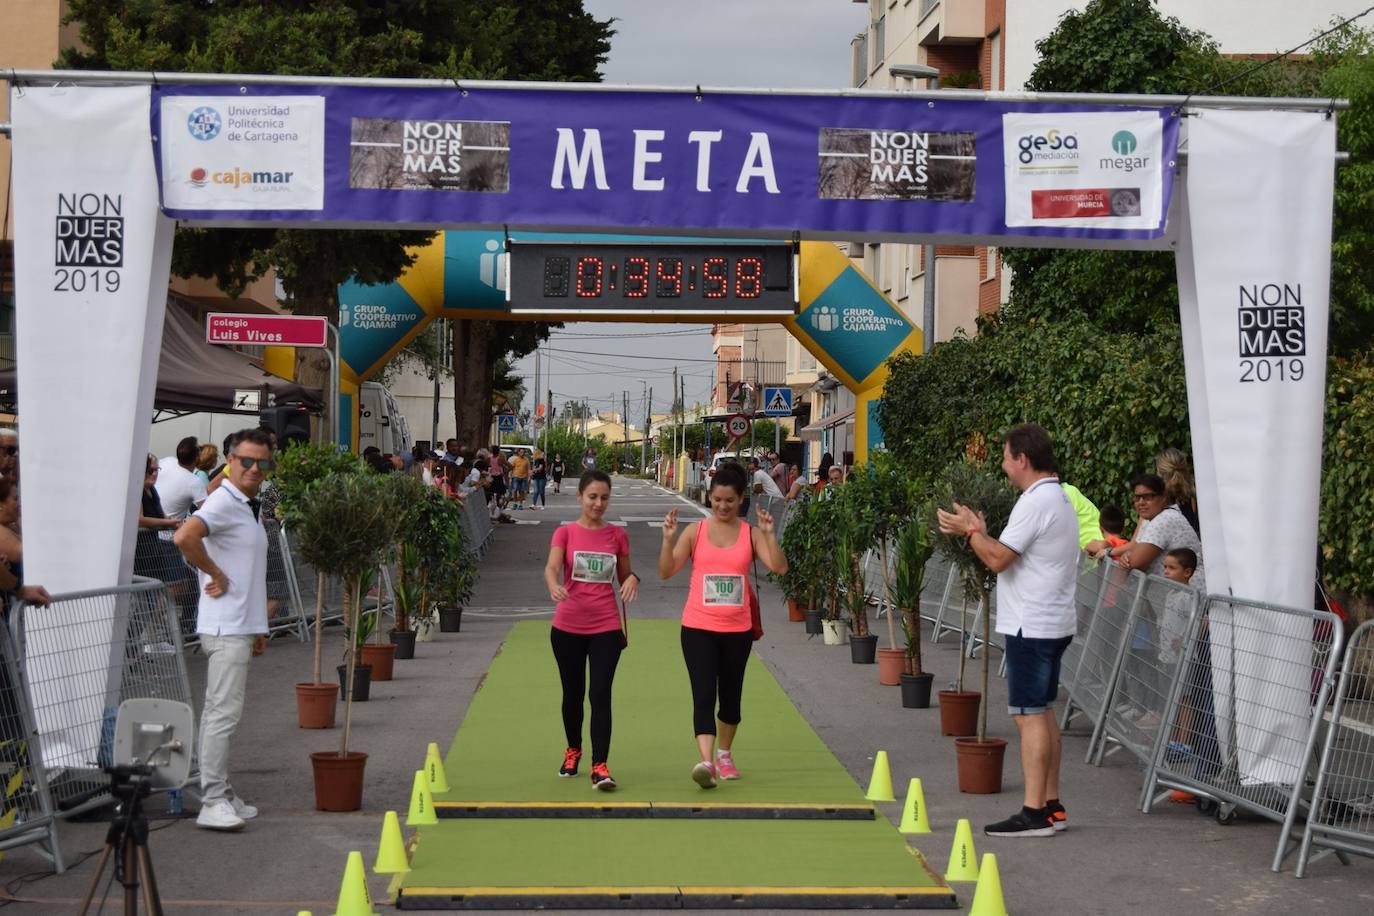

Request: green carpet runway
left=395, top=620, right=956, bottom=909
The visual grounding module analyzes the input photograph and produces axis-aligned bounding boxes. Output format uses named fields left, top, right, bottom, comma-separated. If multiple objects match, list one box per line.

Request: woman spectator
left=134, top=454, right=197, bottom=633
left=1156, top=447, right=1199, bottom=534
left=1089, top=473, right=1204, bottom=589
left=0, top=477, right=49, bottom=607
left=814, top=452, right=834, bottom=495
left=194, top=444, right=219, bottom=486
left=531, top=449, right=549, bottom=509
left=785, top=464, right=805, bottom=501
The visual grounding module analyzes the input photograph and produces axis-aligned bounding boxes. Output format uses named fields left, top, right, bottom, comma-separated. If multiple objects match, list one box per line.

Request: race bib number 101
left=571, top=551, right=617, bottom=584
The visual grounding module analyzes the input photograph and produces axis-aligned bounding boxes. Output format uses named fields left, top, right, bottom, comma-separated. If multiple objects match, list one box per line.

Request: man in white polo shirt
left=174, top=428, right=273, bottom=831
left=937, top=423, right=1080, bottom=839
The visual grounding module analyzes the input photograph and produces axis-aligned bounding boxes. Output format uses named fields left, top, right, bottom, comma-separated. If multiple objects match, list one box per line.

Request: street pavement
left=1, top=476, right=1370, bottom=913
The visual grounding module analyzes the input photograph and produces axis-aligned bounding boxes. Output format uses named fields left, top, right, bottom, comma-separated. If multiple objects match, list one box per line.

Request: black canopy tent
left=0, top=296, right=323, bottom=417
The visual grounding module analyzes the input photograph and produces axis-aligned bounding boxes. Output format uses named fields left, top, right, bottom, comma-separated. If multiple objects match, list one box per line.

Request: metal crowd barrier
left=264, top=518, right=309, bottom=642
left=14, top=577, right=197, bottom=826
left=1092, top=571, right=1204, bottom=771
left=0, top=603, right=64, bottom=872
left=460, top=492, right=493, bottom=559
left=1140, top=594, right=1341, bottom=872
left=1060, top=559, right=1145, bottom=737
left=1296, top=618, right=1374, bottom=877
left=921, top=557, right=958, bottom=638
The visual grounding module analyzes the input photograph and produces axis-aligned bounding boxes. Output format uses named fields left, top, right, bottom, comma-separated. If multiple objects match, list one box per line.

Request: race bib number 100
left=571, top=551, right=617, bottom=584
left=703, top=574, right=746, bottom=607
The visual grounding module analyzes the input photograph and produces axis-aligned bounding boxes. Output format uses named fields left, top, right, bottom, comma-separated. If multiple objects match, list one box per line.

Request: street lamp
left=889, top=64, right=939, bottom=355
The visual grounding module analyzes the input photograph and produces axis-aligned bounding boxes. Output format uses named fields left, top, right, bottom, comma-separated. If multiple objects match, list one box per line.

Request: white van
left=358, top=382, right=411, bottom=456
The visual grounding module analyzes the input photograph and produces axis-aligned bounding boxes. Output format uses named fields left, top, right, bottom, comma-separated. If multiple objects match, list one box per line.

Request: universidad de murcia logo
left=187, top=106, right=222, bottom=142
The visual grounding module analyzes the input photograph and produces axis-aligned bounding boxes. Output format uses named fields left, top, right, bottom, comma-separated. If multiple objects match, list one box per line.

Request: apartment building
left=851, top=0, right=1370, bottom=349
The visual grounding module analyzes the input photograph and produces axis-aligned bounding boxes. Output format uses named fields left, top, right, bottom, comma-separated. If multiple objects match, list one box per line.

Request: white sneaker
left=229, top=796, right=258, bottom=820
left=196, top=800, right=246, bottom=831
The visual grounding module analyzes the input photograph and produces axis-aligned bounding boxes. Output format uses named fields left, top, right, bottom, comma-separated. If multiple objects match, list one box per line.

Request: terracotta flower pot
left=360, top=643, right=396, bottom=682
left=876, top=648, right=906, bottom=685
left=900, top=672, right=934, bottom=709
left=787, top=599, right=806, bottom=622
left=310, top=750, right=368, bottom=811
left=295, top=682, right=337, bottom=729
left=938, top=690, right=981, bottom=737
left=954, top=737, right=1007, bottom=794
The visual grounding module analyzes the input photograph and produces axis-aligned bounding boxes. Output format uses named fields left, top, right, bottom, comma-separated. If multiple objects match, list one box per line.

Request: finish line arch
left=313, top=231, right=915, bottom=457
left=6, top=73, right=1343, bottom=800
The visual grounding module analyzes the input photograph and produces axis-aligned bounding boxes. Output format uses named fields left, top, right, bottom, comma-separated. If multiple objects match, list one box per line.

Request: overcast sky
left=511, top=0, right=869, bottom=420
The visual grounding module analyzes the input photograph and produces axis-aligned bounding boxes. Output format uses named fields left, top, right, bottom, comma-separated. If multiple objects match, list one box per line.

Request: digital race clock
left=506, top=241, right=797, bottom=316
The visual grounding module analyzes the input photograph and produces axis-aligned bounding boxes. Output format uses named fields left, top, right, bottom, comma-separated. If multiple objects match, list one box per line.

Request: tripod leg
left=123, top=840, right=140, bottom=914
left=77, top=843, right=115, bottom=915
left=138, top=845, right=164, bottom=916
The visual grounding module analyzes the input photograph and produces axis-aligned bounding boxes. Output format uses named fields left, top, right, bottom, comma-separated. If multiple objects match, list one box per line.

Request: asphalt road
left=1, top=476, right=1370, bottom=914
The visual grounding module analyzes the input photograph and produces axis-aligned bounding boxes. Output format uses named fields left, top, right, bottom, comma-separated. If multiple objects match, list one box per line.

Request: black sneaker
left=559, top=746, right=582, bottom=777
left=984, top=808, right=1056, bottom=838
left=1045, top=800, right=1067, bottom=832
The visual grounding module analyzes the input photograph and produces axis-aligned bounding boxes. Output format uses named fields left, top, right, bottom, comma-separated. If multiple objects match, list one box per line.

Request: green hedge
left=879, top=318, right=1374, bottom=600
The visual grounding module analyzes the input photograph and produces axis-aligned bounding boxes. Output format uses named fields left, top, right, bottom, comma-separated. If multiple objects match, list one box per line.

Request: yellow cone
left=898, top=778, right=931, bottom=834
left=373, top=810, right=410, bottom=874
left=968, top=852, right=1007, bottom=916
left=406, top=769, right=437, bottom=826
left=944, top=818, right=979, bottom=882
left=425, top=742, right=450, bottom=794
left=334, top=850, right=375, bottom=916
left=864, top=750, right=896, bottom=802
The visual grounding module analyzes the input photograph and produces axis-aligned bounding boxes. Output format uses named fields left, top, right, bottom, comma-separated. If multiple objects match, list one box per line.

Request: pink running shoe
left=715, top=751, right=740, bottom=780
left=691, top=761, right=717, bottom=789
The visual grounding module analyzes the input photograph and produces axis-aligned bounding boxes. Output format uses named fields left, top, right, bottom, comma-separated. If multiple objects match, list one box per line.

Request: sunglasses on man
left=235, top=456, right=276, bottom=472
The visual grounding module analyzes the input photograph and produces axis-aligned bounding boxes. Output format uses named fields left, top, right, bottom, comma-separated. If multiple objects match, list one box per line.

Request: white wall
left=1005, top=1, right=1372, bottom=90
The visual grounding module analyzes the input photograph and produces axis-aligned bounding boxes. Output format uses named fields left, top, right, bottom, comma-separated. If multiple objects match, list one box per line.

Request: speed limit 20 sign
left=726, top=413, right=752, bottom=438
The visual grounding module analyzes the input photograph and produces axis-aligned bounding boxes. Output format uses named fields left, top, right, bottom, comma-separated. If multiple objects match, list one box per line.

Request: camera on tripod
left=80, top=699, right=195, bottom=916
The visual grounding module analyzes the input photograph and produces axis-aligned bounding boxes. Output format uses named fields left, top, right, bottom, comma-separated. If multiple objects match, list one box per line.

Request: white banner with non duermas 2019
left=1176, top=109, right=1335, bottom=787
left=11, top=85, right=175, bottom=770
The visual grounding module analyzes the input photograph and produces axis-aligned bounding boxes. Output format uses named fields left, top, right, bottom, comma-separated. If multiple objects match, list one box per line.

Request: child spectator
left=1160, top=548, right=1200, bottom=773
left=1099, top=505, right=1129, bottom=549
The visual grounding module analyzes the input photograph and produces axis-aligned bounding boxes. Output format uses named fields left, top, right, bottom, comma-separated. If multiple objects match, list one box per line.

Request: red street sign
left=206, top=312, right=329, bottom=348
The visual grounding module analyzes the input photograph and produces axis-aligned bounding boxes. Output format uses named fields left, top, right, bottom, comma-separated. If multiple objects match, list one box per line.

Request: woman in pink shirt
left=658, top=463, right=786, bottom=788
left=543, top=470, right=640, bottom=790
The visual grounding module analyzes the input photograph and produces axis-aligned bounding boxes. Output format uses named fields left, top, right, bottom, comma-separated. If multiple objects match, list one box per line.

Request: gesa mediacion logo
left=187, top=167, right=295, bottom=190
left=1017, top=128, right=1078, bottom=164
left=187, top=106, right=222, bottom=142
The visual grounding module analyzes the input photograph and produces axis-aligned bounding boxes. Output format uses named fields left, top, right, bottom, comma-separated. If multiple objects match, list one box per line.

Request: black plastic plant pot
left=849, top=633, right=878, bottom=664
left=900, top=672, right=934, bottom=709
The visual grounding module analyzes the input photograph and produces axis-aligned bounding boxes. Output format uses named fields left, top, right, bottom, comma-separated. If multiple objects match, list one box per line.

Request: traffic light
left=260, top=405, right=312, bottom=447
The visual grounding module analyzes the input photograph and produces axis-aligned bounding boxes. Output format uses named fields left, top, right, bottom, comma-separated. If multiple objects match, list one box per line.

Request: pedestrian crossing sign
left=762, top=387, right=793, bottom=417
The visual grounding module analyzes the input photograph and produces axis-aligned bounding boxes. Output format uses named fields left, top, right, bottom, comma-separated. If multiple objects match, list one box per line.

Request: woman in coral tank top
left=658, top=463, right=787, bottom=788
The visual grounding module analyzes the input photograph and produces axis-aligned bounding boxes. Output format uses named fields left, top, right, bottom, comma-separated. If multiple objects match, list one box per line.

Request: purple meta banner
left=152, top=83, right=1180, bottom=243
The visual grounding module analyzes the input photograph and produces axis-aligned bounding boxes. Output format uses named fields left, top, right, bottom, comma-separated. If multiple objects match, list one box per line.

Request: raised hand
left=662, top=508, right=679, bottom=541
left=756, top=507, right=775, bottom=535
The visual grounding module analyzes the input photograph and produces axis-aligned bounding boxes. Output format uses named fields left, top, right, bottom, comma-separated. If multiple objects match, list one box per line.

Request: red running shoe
left=559, top=747, right=582, bottom=778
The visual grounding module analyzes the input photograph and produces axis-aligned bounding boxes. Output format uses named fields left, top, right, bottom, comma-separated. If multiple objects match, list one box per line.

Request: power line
left=549, top=327, right=712, bottom=339
left=1183, top=4, right=1374, bottom=103
left=542, top=346, right=719, bottom=363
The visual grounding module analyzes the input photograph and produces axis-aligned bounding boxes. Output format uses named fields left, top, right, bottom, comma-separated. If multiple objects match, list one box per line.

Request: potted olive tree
left=360, top=473, right=426, bottom=681
left=931, top=460, right=1016, bottom=793
left=852, top=459, right=915, bottom=685
left=834, top=497, right=877, bottom=663
left=436, top=516, right=477, bottom=633
left=290, top=469, right=393, bottom=811
left=409, top=489, right=463, bottom=642
left=890, top=510, right=935, bottom=708
left=275, top=442, right=367, bottom=730
left=778, top=492, right=827, bottom=635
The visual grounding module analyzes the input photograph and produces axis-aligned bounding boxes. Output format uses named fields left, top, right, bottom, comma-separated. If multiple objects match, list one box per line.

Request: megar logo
left=187, top=106, right=222, bottom=141
left=1111, top=130, right=1138, bottom=155
left=1017, top=129, right=1078, bottom=164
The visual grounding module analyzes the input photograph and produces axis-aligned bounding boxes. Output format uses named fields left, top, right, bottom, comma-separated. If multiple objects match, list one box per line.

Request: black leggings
left=550, top=626, right=623, bottom=764
left=680, top=626, right=752, bottom=736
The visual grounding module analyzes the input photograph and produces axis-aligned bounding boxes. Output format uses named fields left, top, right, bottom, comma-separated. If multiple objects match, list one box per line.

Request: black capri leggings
left=550, top=626, right=623, bottom=765
left=680, top=626, right=753, bottom=735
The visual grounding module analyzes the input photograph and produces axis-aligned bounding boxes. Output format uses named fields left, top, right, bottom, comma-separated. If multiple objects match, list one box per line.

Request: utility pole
left=532, top=341, right=540, bottom=445
left=622, top=390, right=629, bottom=473
left=642, top=385, right=651, bottom=473
left=430, top=319, right=443, bottom=448
left=672, top=366, right=679, bottom=461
